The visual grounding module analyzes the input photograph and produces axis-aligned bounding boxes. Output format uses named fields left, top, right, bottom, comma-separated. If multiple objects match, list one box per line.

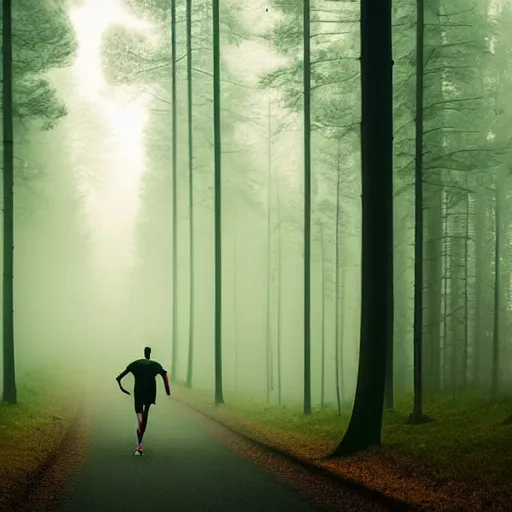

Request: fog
left=1, top=0, right=383, bottom=411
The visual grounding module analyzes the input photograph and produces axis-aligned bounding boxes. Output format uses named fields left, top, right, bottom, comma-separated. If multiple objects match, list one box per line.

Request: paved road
left=54, top=390, right=323, bottom=512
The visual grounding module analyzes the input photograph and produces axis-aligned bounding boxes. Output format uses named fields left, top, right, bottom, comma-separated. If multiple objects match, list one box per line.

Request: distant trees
left=102, top=0, right=247, bottom=399
left=261, top=0, right=361, bottom=416
left=98, top=0, right=512, bottom=428
left=484, top=3, right=512, bottom=396
left=102, top=0, right=204, bottom=387
left=414, top=0, right=509, bottom=400
left=386, top=0, right=509, bottom=411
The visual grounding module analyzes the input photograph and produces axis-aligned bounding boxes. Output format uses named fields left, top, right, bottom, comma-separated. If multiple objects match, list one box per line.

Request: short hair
left=144, top=346, right=151, bottom=358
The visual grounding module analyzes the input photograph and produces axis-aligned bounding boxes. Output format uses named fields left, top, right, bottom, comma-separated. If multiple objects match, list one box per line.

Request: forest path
left=53, top=388, right=323, bottom=512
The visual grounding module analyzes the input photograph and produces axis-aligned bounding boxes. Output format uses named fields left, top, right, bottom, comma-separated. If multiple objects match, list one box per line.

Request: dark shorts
left=134, top=395, right=155, bottom=414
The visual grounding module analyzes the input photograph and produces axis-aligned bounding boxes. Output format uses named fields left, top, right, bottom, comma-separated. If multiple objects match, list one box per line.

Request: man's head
left=144, top=346, right=151, bottom=360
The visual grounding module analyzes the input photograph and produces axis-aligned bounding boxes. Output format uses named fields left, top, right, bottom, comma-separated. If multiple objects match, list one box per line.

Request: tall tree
left=101, top=0, right=245, bottom=395
left=334, top=142, right=342, bottom=415
left=331, top=0, right=393, bottom=456
left=319, top=221, right=326, bottom=407
left=2, top=0, right=15, bottom=405
left=491, top=168, right=503, bottom=395
left=2, top=0, right=76, bottom=404
left=260, top=0, right=361, bottom=409
left=303, top=0, right=312, bottom=417
left=212, top=0, right=224, bottom=404
left=410, top=0, right=430, bottom=424
left=170, top=0, right=178, bottom=381
left=422, top=0, right=443, bottom=396
left=265, top=96, right=273, bottom=403
left=442, top=191, right=449, bottom=389
left=473, top=183, right=485, bottom=386
left=276, top=154, right=283, bottom=405
left=462, top=180, right=470, bottom=389
left=385, top=154, right=394, bottom=409
left=233, top=221, right=238, bottom=392
left=185, top=0, right=195, bottom=388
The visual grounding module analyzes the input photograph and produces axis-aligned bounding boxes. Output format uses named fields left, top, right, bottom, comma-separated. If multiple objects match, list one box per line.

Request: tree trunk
left=384, top=202, right=394, bottom=408
left=450, top=223, right=462, bottom=397
left=473, top=184, right=485, bottom=386
left=339, top=267, right=346, bottom=405
left=410, top=0, right=432, bottom=425
left=424, top=200, right=443, bottom=393
left=442, top=191, right=449, bottom=391
left=2, top=0, right=16, bottom=405
left=491, top=170, right=502, bottom=396
left=320, top=222, right=326, bottom=407
left=171, top=0, right=179, bottom=382
left=303, top=0, right=312, bottom=416
left=334, top=142, right=342, bottom=415
left=330, top=0, right=393, bottom=456
left=276, top=157, right=283, bottom=406
left=212, top=0, right=224, bottom=404
left=185, top=0, right=195, bottom=389
left=423, top=0, right=442, bottom=396
left=462, top=185, right=469, bottom=389
left=265, top=97, right=273, bottom=403
left=233, top=222, right=238, bottom=393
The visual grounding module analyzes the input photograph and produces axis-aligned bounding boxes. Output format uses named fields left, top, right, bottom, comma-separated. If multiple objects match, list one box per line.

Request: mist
left=1, top=0, right=366, bottom=409
left=4, top=1, right=512, bottom=510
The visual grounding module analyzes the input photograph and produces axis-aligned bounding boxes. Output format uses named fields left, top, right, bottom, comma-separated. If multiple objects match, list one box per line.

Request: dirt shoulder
left=173, top=386, right=512, bottom=512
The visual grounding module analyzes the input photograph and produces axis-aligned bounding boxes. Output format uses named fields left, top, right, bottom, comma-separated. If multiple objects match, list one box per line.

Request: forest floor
left=0, top=369, right=83, bottom=511
left=174, top=386, right=512, bottom=512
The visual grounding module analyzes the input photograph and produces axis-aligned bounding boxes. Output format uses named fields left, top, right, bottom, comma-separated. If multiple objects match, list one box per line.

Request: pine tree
left=331, top=0, right=393, bottom=456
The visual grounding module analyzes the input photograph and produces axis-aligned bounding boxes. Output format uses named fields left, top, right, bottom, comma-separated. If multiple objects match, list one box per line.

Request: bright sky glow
left=69, top=0, right=153, bottom=289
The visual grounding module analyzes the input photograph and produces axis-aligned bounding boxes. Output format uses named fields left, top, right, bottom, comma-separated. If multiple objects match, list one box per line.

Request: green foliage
left=101, top=0, right=248, bottom=88
left=124, top=0, right=170, bottom=20
left=100, top=24, right=157, bottom=85
left=259, top=0, right=361, bottom=250
left=100, top=0, right=258, bottom=179
left=266, top=16, right=302, bottom=54
left=8, top=0, right=77, bottom=130
left=14, top=78, right=68, bottom=131
left=260, top=2, right=360, bottom=141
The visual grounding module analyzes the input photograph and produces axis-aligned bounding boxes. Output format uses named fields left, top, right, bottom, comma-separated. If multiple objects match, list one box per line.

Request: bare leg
left=139, top=404, right=151, bottom=443
left=136, top=413, right=144, bottom=445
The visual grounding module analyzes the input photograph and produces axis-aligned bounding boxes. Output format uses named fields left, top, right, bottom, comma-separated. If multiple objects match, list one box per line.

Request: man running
left=116, top=347, right=171, bottom=455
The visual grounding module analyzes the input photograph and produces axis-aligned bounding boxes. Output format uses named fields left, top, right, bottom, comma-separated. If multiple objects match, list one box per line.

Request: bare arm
left=116, top=368, right=131, bottom=395
left=161, top=371, right=171, bottom=396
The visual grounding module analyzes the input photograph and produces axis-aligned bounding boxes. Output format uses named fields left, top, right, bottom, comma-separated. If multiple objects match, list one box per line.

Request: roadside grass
left=0, top=369, right=83, bottom=511
left=175, top=386, right=512, bottom=511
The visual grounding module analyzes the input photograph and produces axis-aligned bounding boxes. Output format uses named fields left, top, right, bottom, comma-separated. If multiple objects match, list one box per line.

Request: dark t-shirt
left=126, top=359, right=166, bottom=403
